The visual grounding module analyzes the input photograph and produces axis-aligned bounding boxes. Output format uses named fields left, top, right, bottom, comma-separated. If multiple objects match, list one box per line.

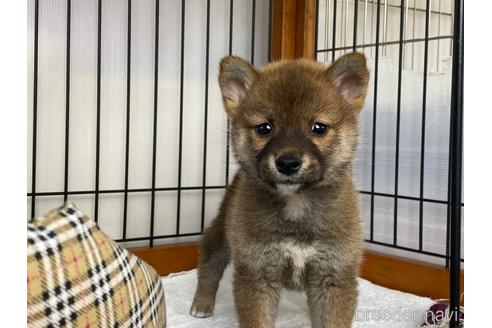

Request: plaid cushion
left=27, top=202, right=166, bottom=328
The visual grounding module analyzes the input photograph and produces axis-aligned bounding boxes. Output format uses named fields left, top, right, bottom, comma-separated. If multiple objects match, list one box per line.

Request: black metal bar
left=28, top=188, right=456, bottom=203
left=115, top=232, right=202, bottom=243
left=446, top=17, right=455, bottom=267
left=268, top=0, right=273, bottom=62
left=200, top=0, right=211, bottom=233
left=63, top=0, right=71, bottom=203
left=112, top=235, right=463, bottom=262
left=445, top=0, right=455, bottom=271
left=369, top=0, right=381, bottom=241
left=225, top=0, right=233, bottom=185
left=123, top=0, right=132, bottom=239
left=353, top=0, right=358, bottom=51
left=393, top=0, right=405, bottom=246
left=28, top=185, right=228, bottom=197
left=359, top=190, right=460, bottom=205
left=149, top=0, right=160, bottom=248
left=28, top=187, right=458, bottom=206
left=448, top=0, right=463, bottom=326
left=228, top=0, right=233, bottom=68
left=331, top=0, right=338, bottom=62
left=94, top=0, right=102, bottom=223
left=317, top=34, right=453, bottom=53
left=106, top=233, right=461, bottom=263
left=314, top=0, right=319, bottom=60
left=112, top=233, right=462, bottom=259
left=364, top=239, right=460, bottom=260
left=176, top=0, right=186, bottom=235
left=418, top=0, right=430, bottom=252
left=251, top=0, right=256, bottom=64
left=445, top=201, right=451, bottom=268
left=31, top=0, right=40, bottom=220
left=365, top=0, right=452, bottom=17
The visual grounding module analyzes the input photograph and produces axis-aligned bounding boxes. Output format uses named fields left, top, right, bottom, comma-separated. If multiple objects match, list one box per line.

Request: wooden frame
left=271, top=0, right=317, bottom=60
left=128, top=0, right=464, bottom=305
left=131, top=243, right=200, bottom=276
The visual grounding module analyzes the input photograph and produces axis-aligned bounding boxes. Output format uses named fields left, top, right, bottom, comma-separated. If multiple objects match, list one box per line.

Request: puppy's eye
left=311, top=122, right=328, bottom=135
left=256, top=122, right=272, bottom=135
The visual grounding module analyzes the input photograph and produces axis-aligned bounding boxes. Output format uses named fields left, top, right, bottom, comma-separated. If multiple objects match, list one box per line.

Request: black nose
left=275, top=155, right=302, bottom=176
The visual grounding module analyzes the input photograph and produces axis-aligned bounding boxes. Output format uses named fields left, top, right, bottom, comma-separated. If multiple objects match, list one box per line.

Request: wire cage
left=27, top=0, right=463, bottom=326
left=314, top=0, right=463, bottom=324
left=316, top=0, right=464, bottom=272
left=28, top=0, right=273, bottom=245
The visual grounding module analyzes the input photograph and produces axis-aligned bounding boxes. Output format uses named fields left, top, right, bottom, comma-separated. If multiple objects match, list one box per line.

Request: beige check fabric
left=27, top=202, right=166, bottom=328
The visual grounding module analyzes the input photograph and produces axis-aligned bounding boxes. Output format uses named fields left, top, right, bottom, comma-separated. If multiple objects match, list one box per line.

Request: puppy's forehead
left=259, top=60, right=326, bottom=94
left=249, top=60, right=339, bottom=119
left=261, top=58, right=325, bottom=75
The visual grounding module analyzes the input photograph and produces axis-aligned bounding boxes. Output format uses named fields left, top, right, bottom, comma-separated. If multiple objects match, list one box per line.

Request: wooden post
left=271, top=0, right=317, bottom=61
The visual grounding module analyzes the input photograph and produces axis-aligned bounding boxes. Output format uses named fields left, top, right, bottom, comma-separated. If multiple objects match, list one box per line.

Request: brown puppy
left=190, top=52, right=369, bottom=328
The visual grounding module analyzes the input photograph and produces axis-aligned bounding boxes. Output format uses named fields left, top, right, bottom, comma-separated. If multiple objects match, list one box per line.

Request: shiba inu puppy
left=190, top=52, right=369, bottom=328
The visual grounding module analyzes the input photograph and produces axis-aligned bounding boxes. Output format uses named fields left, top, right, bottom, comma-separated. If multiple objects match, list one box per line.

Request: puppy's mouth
left=275, top=182, right=301, bottom=195
left=272, top=177, right=319, bottom=194
left=259, top=175, right=303, bottom=193
left=276, top=180, right=299, bottom=185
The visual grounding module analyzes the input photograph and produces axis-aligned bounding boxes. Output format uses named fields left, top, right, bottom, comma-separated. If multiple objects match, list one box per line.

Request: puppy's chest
left=281, top=193, right=314, bottom=220
left=279, top=241, right=318, bottom=272
left=262, top=241, right=319, bottom=289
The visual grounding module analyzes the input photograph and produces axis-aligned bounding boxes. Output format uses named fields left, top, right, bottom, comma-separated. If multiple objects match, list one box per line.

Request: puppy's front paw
left=190, top=299, right=214, bottom=318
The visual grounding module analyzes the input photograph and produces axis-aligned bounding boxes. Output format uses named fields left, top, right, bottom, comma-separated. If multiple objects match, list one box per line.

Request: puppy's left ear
left=326, top=52, right=369, bottom=110
left=219, top=56, right=258, bottom=116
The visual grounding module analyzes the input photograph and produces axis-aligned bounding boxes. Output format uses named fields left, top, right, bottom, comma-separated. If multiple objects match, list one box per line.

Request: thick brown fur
left=190, top=52, right=369, bottom=328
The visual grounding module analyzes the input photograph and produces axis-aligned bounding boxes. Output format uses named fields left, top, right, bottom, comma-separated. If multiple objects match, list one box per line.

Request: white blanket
left=162, top=266, right=434, bottom=327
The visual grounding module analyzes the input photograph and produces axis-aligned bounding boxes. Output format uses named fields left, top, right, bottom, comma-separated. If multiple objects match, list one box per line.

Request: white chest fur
left=279, top=241, right=318, bottom=285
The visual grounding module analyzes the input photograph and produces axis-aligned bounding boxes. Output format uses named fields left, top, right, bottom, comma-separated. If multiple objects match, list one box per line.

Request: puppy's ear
left=326, top=52, right=369, bottom=110
left=219, top=56, right=258, bottom=115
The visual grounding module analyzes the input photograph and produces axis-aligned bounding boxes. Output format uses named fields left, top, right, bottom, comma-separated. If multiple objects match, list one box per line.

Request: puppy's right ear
left=219, top=56, right=258, bottom=115
left=326, top=52, right=369, bottom=111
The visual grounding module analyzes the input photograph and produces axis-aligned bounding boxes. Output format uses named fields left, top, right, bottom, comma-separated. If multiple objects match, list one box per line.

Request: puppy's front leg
left=233, top=266, right=280, bottom=328
left=191, top=212, right=230, bottom=318
left=306, top=274, right=358, bottom=328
